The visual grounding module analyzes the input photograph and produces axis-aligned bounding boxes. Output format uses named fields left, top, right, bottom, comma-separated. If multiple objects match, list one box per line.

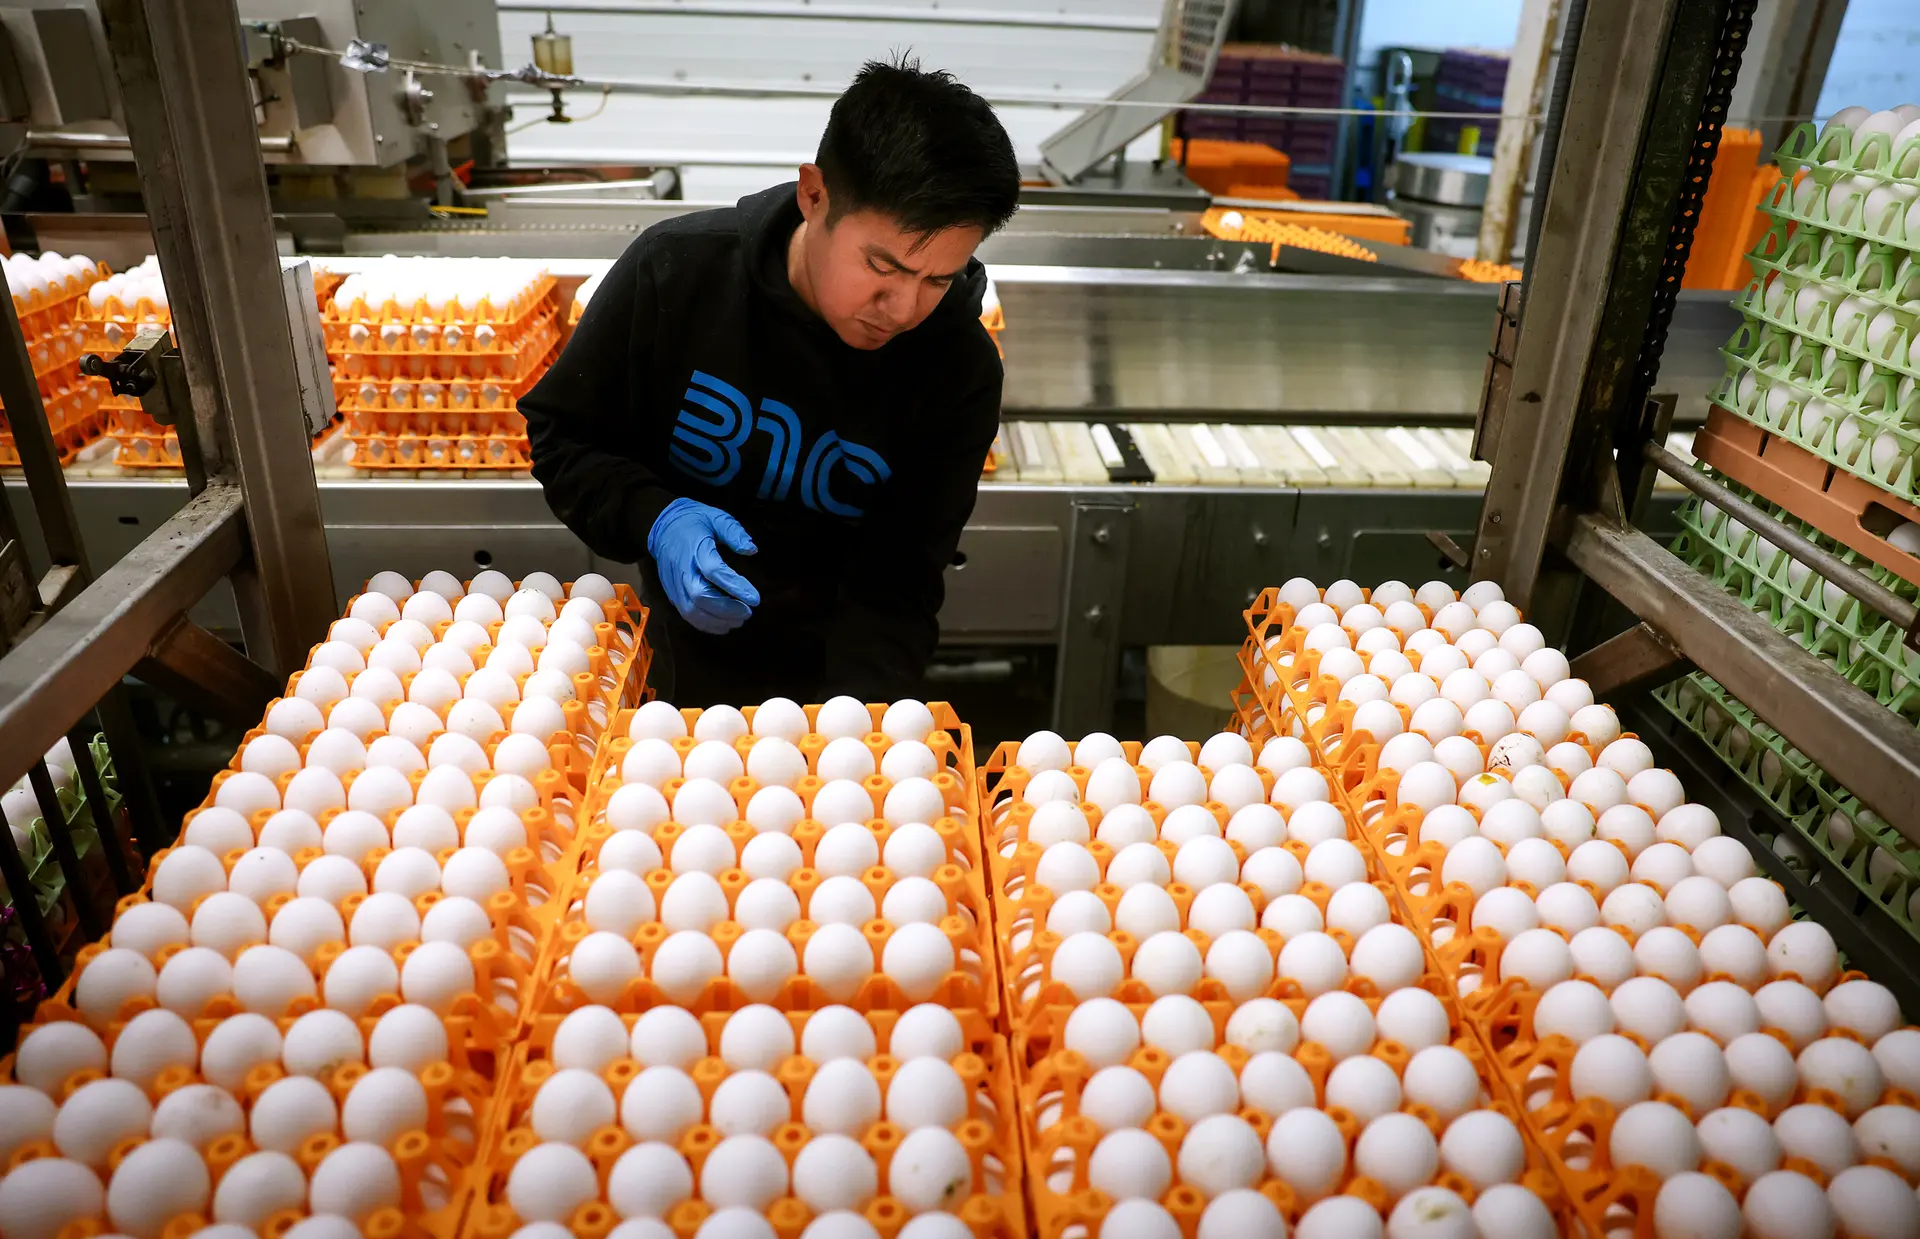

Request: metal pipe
left=497, top=0, right=1160, bottom=31
left=25, top=129, right=292, bottom=154
left=1642, top=439, right=1917, bottom=630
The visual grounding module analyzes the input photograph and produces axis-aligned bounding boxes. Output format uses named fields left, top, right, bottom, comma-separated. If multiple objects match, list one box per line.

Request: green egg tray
left=1669, top=480, right=1920, bottom=716
left=1764, top=119, right=1920, bottom=258
left=7, top=736, right=120, bottom=922
left=1703, top=119, right=1920, bottom=510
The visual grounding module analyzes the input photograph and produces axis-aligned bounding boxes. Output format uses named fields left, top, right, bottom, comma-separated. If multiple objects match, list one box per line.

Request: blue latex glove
left=647, top=497, right=761, bottom=634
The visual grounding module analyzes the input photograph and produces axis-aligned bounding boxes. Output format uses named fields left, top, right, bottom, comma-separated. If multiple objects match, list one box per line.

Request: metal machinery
left=0, top=0, right=336, bottom=992
left=0, top=0, right=1752, bottom=752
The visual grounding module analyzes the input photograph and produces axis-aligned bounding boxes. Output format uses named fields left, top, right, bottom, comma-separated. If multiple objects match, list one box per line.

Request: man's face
left=794, top=166, right=984, bottom=351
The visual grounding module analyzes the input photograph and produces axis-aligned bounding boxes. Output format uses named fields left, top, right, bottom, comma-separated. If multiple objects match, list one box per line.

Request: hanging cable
left=506, top=84, right=613, bottom=134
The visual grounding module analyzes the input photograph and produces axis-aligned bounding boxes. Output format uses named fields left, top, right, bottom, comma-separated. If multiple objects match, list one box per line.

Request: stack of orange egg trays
left=73, top=270, right=348, bottom=470
left=327, top=277, right=560, bottom=473
left=1233, top=580, right=1920, bottom=1237
left=975, top=732, right=1570, bottom=1239
left=0, top=571, right=648, bottom=1239
left=465, top=697, right=1027, bottom=1238
left=72, top=280, right=187, bottom=469
left=2, top=260, right=110, bottom=467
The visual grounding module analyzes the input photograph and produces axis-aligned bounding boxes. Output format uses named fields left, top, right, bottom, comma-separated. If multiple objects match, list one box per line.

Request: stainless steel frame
left=0, top=0, right=334, bottom=987
left=1471, top=0, right=1920, bottom=846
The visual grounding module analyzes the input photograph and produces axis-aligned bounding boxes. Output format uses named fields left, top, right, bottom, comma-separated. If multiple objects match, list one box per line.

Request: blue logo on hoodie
left=669, top=370, right=891, bottom=517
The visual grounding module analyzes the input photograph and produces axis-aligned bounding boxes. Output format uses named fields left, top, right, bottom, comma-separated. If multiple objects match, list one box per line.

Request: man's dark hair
left=815, top=55, right=1020, bottom=239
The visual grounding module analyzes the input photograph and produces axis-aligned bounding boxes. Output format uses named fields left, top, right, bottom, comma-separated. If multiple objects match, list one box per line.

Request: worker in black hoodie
left=520, top=56, right=1019, bottom=707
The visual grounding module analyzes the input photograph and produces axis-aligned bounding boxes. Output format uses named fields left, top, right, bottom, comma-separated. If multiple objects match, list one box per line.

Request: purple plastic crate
left=1180, top=115, right=1245, bottom=139
left=1242, top=85, right=1342, bottom=108
left=1288, top=174, right=1333, bottom=199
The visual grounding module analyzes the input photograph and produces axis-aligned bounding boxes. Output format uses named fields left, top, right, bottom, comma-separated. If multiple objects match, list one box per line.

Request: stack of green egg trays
left=1710, top=119, right=1920, bottom=503
left=1668, top=473, right=1920, bottom=714
left=9, top=736, right=120, bottom=923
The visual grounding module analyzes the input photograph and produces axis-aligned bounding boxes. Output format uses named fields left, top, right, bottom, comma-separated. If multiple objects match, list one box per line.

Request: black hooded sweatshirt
left=520, top=183, right=1002, bottom=706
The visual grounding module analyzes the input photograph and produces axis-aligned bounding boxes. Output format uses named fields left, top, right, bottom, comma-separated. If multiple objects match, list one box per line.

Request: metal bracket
left=1426, top=530, right=1471, bottom=571
left=1471, top=279, right=1524, bottom=467
left=79, top=326, right=172, bottom=408
left=400, top=70, right=434, bottom=126
left=1054, top=500, right=1135, bottom=735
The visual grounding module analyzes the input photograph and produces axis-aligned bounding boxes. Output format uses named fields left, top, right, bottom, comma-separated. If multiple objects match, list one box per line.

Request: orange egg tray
left=342, top=429, right=531, bottom=472
left=340, top=579, right=649, bottom=674
left=1474, top=970, right=1919, bottom=1235
left=461, top=1032, right=1027, bottom=1238
left=5, top=1076, right=480, bottom=1239
left=16, top=323, right=86, bottom=382
left=330, top=307, right=560, bottom=383
left=241, top=709, right=598, bottom=809
left=333, top=347, right=553, bottom=421
left=1020, top=1027, right=1562, bottom=1239
left=32, top=835, right=554, bottom=1034
left=1202, top=207, right=1380, bottom=264
left=73, top=297, right=171, bottom=353
left=285, top=658, right=625, bottom=747
left=11, top=260, right=108, bottom=335
left=981, top=302, right=1006, bottom=361
left=1228, top=579, right=1920, bottom=1238
left=603, top=702, right=980, bottom=801
left=518, top=1004, right=1005, bottom=1069
left=0, top=361, right=111, bottom=466
left=525, top=905, right=998, bottom=1025
left=320, top=274, right=557, bottom=335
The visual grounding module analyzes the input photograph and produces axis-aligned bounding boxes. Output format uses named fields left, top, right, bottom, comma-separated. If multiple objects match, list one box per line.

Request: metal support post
left=98, top=0, right=336, bottom=675
left=1054, top=500, right=1133, bottom=736
left=1471, top=0, right=1697, bottom=608
left=25, top=762, right=104, bottom=941
left=0, top=257, right=91, bottom=609
left=0, top=818, right=60, bottom=988
left=93, top=689, right=169, bottom=855
left=63, top=725, right=139, bottom=898
left=1558, top=513, right=1920, bottom=845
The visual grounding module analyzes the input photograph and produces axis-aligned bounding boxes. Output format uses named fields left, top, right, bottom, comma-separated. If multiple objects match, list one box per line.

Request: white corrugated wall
left=496, top=0, right=1169, bottom=200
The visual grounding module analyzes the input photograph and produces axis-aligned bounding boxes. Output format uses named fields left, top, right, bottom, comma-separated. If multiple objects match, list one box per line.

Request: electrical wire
left=505, top=84, right=614, bottom=134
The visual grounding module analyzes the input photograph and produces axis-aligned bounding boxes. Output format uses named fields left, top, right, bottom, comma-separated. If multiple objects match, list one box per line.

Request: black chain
left=1631, top=0, right=1760, bottom=402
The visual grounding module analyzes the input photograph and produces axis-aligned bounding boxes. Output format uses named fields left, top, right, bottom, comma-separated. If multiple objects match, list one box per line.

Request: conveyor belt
left=986, top=422, right=1698, bottom=490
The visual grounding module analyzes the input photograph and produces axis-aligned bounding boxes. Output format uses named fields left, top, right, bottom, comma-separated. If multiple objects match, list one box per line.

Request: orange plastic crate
left=342, top=427, right=528, bottom=472
left=331, top=306, right=561, bottom=384
left=1020, top=1028, right=1561, bottom=1238
left=462, top=1025, right=1026, bottom=1238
